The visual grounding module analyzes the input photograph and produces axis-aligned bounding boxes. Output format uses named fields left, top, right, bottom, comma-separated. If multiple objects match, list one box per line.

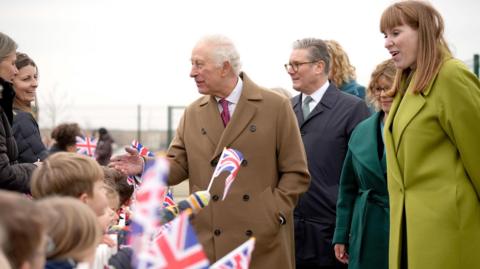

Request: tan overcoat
left=167, top=72, right=310, bottom=268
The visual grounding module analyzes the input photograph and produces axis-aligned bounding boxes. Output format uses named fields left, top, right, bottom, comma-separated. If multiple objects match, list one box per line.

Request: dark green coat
left=333, top=112, right=389, bottom=269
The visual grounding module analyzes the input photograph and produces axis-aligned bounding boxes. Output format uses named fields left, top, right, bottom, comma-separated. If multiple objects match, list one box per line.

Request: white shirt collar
left=302, top=80, right=330, bottom=104
left=215, top=77, right=243, bottom=105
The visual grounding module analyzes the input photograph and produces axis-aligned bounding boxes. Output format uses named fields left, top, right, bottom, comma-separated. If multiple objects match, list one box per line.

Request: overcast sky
left=1, top=0, right=478, bottom=129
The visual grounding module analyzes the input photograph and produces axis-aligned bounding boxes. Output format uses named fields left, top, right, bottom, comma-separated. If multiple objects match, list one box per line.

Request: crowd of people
left=0, top=0, right=479, bottom=268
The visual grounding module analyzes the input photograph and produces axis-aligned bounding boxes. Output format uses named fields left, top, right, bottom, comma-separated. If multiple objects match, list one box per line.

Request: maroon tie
left=219, top=98, right=230, bottom=127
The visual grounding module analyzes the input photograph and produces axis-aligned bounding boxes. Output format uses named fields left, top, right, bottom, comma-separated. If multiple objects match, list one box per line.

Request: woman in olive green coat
left=381, top=1, right=480, bottom=269
left=333, top=60, right=396, bottom=269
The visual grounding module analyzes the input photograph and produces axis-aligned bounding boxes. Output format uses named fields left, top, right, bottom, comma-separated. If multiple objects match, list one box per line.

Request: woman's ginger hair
left=366, top=59, right=397, bottom=109
left=36, top=196, right=101, bottom=261
left=380, top=0, right=451, bottom=95
left=325, top=40, right=356, bottom=87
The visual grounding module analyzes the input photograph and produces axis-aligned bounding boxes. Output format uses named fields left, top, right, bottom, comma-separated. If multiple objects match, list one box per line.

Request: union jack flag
left=131, top=140, right=155, bottom=157
left=210, top=237, right=255, bottom=269
left=129, top=157, right=170, bottom=268
left=76, top=135, right=97, bottom=157
left=212, top=148, right=244, bottom=200
left=151, top=211, right=209, bottom=269
left=163, top=188, right=176, bottom=207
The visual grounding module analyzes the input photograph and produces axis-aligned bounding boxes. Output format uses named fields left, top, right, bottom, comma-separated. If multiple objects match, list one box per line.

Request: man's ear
left=315, top=60, right=326, bottom=75
left=221, top=61, right=232, bottom=77
left=78, top=192, right=89, bottom=204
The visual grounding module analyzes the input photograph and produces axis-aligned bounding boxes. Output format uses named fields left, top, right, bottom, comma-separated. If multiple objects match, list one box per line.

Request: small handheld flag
left=210, top=237, right=255, bottom=269
left=76, top=135, right=97, bottom=157
left=207, top=148, right=244, bottom=200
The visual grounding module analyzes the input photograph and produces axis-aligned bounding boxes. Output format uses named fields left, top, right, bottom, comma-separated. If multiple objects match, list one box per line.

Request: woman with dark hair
left=48, top=123, right=81, bottom=155
left=12, top=52, right=48, bottom=163
left=381, top=1, right=480, bottom=268
left=0, top=32, right=36, bottom=192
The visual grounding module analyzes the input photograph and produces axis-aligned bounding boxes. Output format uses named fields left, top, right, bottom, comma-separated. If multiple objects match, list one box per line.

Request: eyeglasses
left=284, top=61, right=318, bottom=73
left=374, top=87, right=390, bottom=93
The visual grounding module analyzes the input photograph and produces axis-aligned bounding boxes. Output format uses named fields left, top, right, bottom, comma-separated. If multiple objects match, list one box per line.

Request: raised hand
left=109, top=147, right=144, bottom=176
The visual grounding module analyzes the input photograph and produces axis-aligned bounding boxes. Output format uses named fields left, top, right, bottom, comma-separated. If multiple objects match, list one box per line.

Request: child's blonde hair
left=37, top=196, right=101, bottom=261
left=31, top=152, right=104, bottom=199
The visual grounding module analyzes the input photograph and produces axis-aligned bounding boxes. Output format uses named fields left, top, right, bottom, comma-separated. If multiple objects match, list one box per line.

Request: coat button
left=249, top=125, right=256, bottom=132
left=212, top=194, right=219, bottom=201
left=214, top=229, right=221, bottom=236
left=242, top=194, right=250, bottom=201
left=241, top=159, right=248, bottom=167
left=210, top=159, right=218, bottom=167
left=245, top=230, right=253, bottom=237
left=201, top=128, right=207, bottom=135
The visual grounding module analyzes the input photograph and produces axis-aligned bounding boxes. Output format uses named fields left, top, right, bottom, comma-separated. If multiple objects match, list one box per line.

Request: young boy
left=31, top=152, right=108, bottom=216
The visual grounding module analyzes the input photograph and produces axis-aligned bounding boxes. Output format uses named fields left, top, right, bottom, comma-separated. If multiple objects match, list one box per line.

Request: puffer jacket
left=12, top=109, right=48, bottom=163
left=0, top=78, right=36, bottom=193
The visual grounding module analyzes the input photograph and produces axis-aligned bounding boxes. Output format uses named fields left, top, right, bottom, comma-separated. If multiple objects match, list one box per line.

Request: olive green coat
left=333, top=112, right=389, bottom=269
left=384, top=58, right=480, bottom=269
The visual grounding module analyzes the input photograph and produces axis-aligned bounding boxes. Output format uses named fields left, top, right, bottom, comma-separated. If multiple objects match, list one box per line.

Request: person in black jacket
left=12, top=52, right=48, bottom=163
left=0, top=32, right=36, bottom=193
left=95, top=127, right=114, bottom=165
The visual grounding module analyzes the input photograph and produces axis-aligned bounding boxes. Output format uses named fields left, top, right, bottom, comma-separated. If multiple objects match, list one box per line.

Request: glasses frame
left=284, top=61, right=319, bottom=73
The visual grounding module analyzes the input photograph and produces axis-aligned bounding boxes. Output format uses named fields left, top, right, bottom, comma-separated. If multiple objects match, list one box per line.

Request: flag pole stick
left=206, top=174, right=216, bottom=193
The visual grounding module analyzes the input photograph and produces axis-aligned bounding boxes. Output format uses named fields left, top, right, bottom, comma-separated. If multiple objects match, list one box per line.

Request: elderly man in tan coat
left=112, top=35, right=310, bottom=268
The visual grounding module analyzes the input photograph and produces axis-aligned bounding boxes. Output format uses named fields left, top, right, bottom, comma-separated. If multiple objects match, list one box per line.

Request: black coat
left=292, top=84, right=370, bottom=266
left=12, top=109, right=48, bottom=163
left=0, top=78, right=36, bottom=193
left=95, top=133, right=114, bottom=165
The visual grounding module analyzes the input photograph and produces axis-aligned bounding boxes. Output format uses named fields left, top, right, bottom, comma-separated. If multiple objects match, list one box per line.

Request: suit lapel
left=292, top=94, right=304, bottom=126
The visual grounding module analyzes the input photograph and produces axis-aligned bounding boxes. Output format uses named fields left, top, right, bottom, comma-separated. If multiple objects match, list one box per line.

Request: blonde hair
left=325, top=40, right=356, bottom=87
left=0, top=190, right=46, bottom=269
left=366, top=59, right=397, bottom=109
left=37, top=197, right=101, bottom=261
left=380, top=0, right=451, bottom=94
left=31, top=152, right=104, bottom=199
left=0, top=32, right=17, bottom=61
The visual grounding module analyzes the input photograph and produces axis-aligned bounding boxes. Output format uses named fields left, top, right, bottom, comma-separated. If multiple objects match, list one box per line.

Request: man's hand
left=334, top=243, right=349, bottom=264
left=109, top=147, right=144, bottom=176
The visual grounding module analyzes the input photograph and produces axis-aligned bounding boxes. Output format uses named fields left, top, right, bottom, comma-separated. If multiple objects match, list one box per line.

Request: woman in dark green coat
left=333, top=59, right=396, bottom=269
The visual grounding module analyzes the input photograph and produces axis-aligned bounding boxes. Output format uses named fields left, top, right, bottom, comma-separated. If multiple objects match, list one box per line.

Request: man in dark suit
left=285, top=38, right=370, bottom=269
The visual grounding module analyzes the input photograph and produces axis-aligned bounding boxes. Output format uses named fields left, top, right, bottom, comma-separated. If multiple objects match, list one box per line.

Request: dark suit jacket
left=292, top=83, right=370, bottom=266
left=167, top=72, right=310, bottom=268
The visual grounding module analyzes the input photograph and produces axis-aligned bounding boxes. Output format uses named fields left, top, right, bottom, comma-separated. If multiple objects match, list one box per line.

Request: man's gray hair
left=199, top=35, right=242, bottom=75
left=293, top=38, right=330, bottom=75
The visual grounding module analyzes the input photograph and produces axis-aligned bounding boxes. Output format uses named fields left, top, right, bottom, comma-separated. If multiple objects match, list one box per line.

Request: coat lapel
left=349, top=112, right=386, bottom=182
left=210, top=73, right=261, bottom=162
left=299, top=84, right=337, bottom=128
left=198, top=95, right=225, bottom=150
left=392, top=85, right=426, bottom=151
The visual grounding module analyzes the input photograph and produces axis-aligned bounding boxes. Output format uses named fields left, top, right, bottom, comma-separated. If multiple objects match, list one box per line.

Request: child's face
left=98, top=207, right=116, bottom=231
left=85, top=181, right=109, bottom=217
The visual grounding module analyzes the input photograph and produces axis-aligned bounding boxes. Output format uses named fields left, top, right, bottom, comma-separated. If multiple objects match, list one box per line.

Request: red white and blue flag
left=210, top=237, right=255, bottom=269
left=163, top=188, right=176, bottom=207
left=131, top=140, right=155, bottom=157
left=150, top=211, right=209, bottom=269
left=212, top=148, right=244, bottom=200
left=128, top=140, right=155, bottom=187
left=129, top=157, right=170, bottom=268
left=76, top=135, right=97, bottom=157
